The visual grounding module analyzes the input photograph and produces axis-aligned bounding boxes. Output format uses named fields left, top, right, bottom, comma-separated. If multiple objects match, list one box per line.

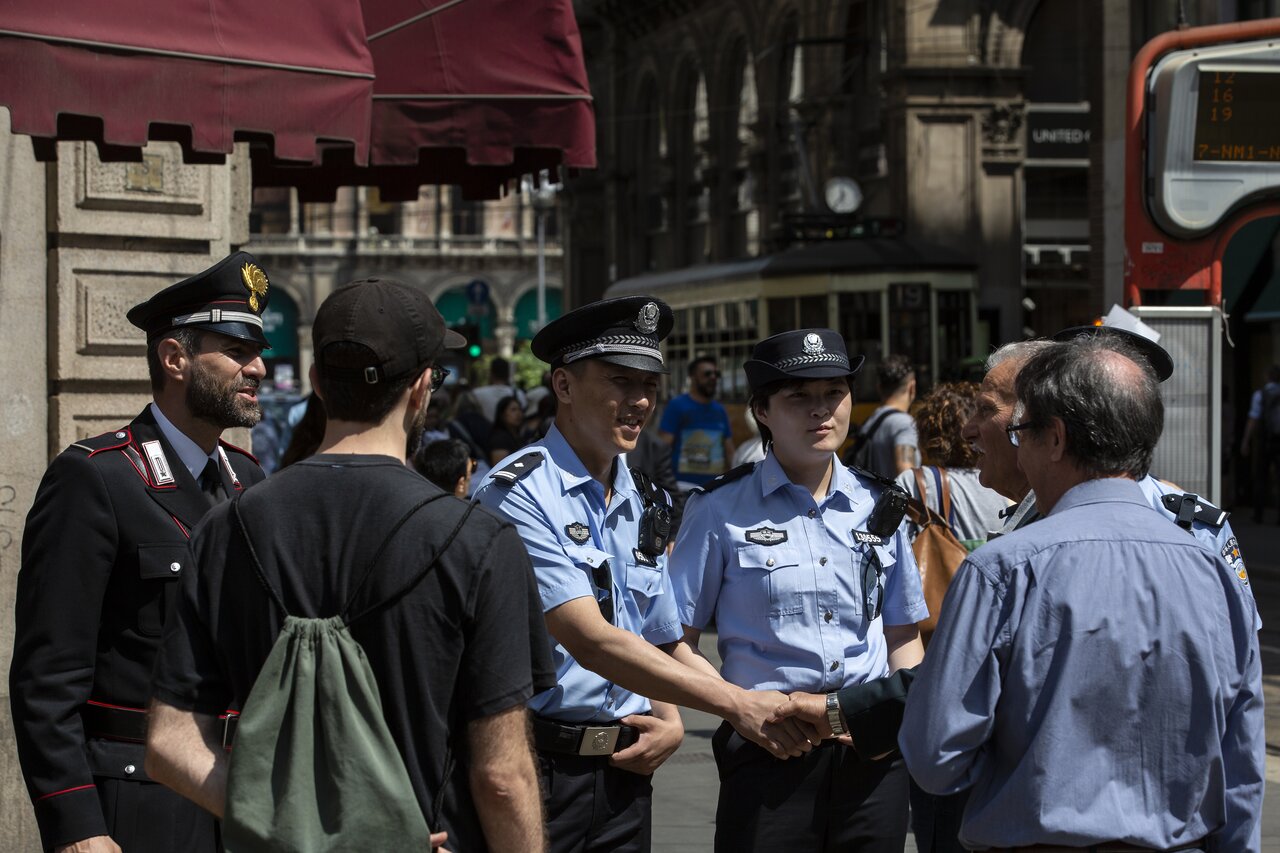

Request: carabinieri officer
left=669, top=329, right=928, bottom=853
left=475, top=297, right=818, bottom=853
left=10, top=252, right=269, bottom=853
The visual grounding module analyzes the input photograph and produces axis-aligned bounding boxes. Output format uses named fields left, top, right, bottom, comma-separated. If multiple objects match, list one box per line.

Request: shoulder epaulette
left=846, top=464, right=897, bottom=490
left=629, top=467, right=672, bottom=508
left=219, top=438, right=259, bottom=465
left=1160, top=492, right=1228, bottom=531
left=491, top=451, right=546, bottom=486
left=697, top=462, right=755, bottom=494
left=70, top=428, right=133, bottom=456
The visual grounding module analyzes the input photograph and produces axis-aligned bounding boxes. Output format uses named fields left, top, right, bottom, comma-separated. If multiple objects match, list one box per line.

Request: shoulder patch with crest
left=1221, top=536, right=1248, bottom=585
left=565, top=522, right=591, bottom=544
left=745, top=527, right=788, bottom=546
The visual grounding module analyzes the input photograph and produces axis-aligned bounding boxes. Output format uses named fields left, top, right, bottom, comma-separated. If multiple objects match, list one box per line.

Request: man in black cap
left=146, top=277, right=552, bottom=852
left=10, top=251, right=270, bottom=853
left=474, top=296, right=818, bottom=853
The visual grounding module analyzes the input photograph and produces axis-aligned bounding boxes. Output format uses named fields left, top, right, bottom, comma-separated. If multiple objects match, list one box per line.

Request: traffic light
left=453, top=323, right=482, bottom=358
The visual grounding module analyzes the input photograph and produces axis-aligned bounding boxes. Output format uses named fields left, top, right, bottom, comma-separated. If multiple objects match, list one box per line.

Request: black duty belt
left=83, top=701, right=239, bottom=750
left=532, top=715, right=641, bottom=756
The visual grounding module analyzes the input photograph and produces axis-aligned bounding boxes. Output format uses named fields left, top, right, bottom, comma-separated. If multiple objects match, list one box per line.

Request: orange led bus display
left=1194, top=70, right=1280, bottom=162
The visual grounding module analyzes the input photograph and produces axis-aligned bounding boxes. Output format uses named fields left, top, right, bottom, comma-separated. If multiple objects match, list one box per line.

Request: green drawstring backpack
left=223, top=493, right=474, bottom=853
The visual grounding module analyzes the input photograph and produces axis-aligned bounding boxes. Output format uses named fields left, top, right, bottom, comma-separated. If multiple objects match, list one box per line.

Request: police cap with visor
left=532, top=295, right=674, bottom=374
left=127, top=251, right=273, bottom=348
left=744, top=328, right=865, bottom=388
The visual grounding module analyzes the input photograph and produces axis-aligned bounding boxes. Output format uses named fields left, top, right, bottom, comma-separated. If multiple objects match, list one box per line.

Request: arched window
left=730, top=51, right=760, bottom=257
left=682, top=70, right=711, bottom=265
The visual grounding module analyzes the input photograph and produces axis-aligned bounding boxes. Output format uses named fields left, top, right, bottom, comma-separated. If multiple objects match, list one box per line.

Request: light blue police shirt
left=900, top=478, right=1264, bottom=853
left=668, top=453, right=928, bottom=693
left=473, top=424, right=683, bottom=723
left=1137, top=474, right=1260, bottom=628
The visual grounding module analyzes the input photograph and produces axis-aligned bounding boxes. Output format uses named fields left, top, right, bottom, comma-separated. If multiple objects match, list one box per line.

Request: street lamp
left=524, top=173, right=560, bottom=331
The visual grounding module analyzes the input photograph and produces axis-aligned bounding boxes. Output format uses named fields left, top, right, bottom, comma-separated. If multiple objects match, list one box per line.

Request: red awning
left=252, top=0, right=596, bottom=200
left=0, top=0, right=374, bottom=163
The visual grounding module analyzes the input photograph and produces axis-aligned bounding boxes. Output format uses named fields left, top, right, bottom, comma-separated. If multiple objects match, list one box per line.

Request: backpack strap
left=231, top=495, right=291, bottom=618
left=344, top=498, right=479, bottom=626
left=911, top=467, right=930, bottom=509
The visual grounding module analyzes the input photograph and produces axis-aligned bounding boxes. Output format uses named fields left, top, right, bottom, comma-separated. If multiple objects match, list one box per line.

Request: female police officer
left=668, top=329, right=927, bottom=852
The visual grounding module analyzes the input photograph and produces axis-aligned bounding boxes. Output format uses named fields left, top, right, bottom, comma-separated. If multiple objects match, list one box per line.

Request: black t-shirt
left=152, top=454, right=555, bottom=852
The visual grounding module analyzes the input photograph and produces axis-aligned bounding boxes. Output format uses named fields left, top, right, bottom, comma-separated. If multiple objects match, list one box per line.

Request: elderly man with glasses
left=899, top=335, right=1264, bottom=853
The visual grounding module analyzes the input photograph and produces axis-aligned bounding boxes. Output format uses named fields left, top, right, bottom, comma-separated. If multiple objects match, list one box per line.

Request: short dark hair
left=915, top=381, right=981, bottom=468
left=412, top=439, right=472, bottom=493
left=748, top=375, right=856, bottom=450
left=489, top=357, right=511, bottom=382
left=145, top=328, right=205, bottom=393
left=1014, top=337, right=1164, bottom=479
left=688, top=356, right=717, bottom=377
left=314, top=341, right=424, bottom=423
left=876, top=354, right=914, bottom=398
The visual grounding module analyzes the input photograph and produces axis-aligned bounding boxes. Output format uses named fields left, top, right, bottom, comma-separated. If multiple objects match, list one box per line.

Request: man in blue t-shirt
left=659, top=356, right=735, bottom=490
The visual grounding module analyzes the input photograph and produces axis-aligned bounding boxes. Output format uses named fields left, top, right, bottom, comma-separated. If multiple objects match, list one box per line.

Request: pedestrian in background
left=660, top=356, right=735, bottom=491
left=669, top=329, right=926, bottom=853
left=487, top=394, right=528, bottom=466
left=1240, top=364, right=1280, bottom=522
left=900, top=336, right=1263, bottom=852
left=849, top=354, right=918, bottom=478
left=11, top=252, right=270, bottom=853
left=413, top=438, right=476, bottom=498
left=895, top=382, right=1006, bottom=552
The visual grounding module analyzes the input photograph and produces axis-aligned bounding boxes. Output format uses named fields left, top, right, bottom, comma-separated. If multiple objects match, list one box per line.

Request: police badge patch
left=635, top=302, right=660, bottom=334
left=745, top=527, right=788, bottom=546
left=565, top=522, right=591, bottom=544
left=1221, top=536, right=1248, bottom=584
left=802, top=333, right=824, bottom=355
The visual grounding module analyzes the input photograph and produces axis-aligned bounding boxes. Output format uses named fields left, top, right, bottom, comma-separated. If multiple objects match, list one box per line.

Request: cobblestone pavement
left=651, top=515, right=1280, bottom=851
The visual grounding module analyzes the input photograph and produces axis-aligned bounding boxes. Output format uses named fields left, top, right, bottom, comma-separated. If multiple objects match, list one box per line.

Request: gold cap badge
left=240, top=263, right=269, bottom=312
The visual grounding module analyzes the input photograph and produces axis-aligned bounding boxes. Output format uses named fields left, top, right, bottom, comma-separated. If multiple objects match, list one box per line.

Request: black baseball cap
left=127, top=251, right=272, bottom=347
left=313, top=277, right=465, bottom=385
left=744, top=329, right=865, bottom=388
left=532, top=295, right=674, bottom=374
left=1052, top=325, right=1174, bottom=382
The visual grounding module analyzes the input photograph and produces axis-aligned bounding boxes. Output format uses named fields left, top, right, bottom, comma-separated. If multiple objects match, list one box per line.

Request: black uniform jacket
left=9, top=407, right=264, bottom=849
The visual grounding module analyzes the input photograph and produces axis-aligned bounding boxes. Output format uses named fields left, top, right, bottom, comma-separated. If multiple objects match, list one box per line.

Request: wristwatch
left=825, top=692, right=847, bottom=736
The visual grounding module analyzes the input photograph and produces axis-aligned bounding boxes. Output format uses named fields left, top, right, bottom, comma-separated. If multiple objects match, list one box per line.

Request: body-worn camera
left=866, top=483, right=909, bottom=539
left=637, top=503, right=672, bottom=557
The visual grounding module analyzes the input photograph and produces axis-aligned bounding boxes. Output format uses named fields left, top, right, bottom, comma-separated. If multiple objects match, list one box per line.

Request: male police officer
left=475, top=296, right=816, bottom=853
left=10, top=252, right=269, bottom=853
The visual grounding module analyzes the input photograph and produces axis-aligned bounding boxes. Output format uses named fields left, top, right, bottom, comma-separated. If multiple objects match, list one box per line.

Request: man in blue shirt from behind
left=900, top=335, right=1264, bottom=852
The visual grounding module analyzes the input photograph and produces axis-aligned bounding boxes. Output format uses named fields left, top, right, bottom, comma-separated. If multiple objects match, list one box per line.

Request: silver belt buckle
left=577, top=725, right=620, bottom=756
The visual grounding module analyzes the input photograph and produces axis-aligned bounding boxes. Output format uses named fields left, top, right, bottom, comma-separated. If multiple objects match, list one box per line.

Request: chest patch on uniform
left=565, top=522, right=591, bottom=544
left=141, top=440, right=176, bottom=486
left=852, top=530, right=884, bottom=546
left=745, top=527, right=788, bottom=546
left=632, top=548, right=658, bottom=567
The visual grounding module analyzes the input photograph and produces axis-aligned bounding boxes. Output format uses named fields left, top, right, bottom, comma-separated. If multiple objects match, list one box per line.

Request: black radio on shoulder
left=637, top=502, right=672, bottom=557
left=866, top=484, right=909, bottom=539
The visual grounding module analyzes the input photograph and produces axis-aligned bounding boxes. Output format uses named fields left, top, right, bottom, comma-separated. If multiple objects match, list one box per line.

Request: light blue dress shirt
left=669, top=453, right=928, bottom=693
left=900, top=478, right=1264, bottom=852
left=474, top=424, right=683, bottom=723
left=149, top=402, right=219, bottom=479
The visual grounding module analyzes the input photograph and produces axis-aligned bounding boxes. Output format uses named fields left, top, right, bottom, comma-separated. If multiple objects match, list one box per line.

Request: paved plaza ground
left=652, top=514, right=1280, bottom=851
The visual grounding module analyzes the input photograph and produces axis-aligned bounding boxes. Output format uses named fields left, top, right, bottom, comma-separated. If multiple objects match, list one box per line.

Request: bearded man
left=10, top=252, right=270, bottom=853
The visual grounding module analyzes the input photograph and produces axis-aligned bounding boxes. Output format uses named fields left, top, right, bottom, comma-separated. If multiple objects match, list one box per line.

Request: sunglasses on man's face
left=429, top=365, right=451, bottom=393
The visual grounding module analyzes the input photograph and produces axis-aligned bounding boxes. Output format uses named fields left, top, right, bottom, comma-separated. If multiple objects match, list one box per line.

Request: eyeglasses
left=1005, top=420, right=1038, bottom=447
left=429, top=365, right=450, bottom=393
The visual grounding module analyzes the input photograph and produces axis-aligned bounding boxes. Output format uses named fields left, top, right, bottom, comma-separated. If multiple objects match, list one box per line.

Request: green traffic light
left=468, top=344, right=482, bottom=358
